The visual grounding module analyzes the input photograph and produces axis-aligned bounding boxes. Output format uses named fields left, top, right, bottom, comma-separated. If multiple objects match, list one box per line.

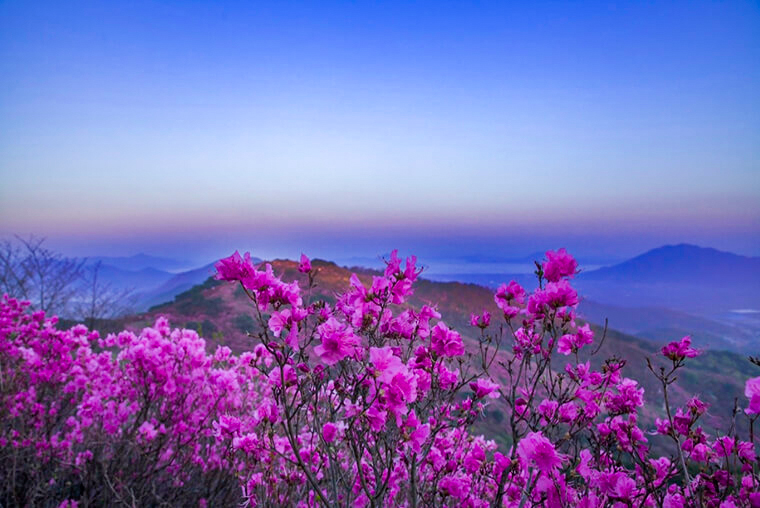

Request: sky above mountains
left=1, top=1, right=758, bottom=262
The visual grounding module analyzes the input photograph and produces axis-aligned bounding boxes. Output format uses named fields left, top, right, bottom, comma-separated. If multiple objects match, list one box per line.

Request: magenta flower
left=430, top=322, right=465, bottom=358
left=737, top=441, right=755, bottom=461
left=215, top=251, right=256, bottom=281
left=494, top=281, right=525, bottom=318
left=365, top=405, right=387, bottom=431
left=557, top=334, right=575, bottom=355
left=686, top=396, right=708, bottom=415
left=558, top=402, right=578, bottom=423
left=469, top=311, right=491, bottom=328
left=436, top=363, right=459, bottom=390
left=403, top=255, right=418, bottom=281
left=463, top=443, right=485, bottom=473
left=606, top=378, right=645, bottom=414
left=528, top=279, right=578, bottom=315
left=469, top=378, right=500, bottom=399
left=714, top=436, right=735, bottom=458
left=439, top=476, right=470, bottom=500
left=661, top=336, right=700, bottom=361
left=322, top=422, right=337, bottom=443
left=538, top=399, right=558, bottom=420
left=137, top=421, right=158, bottom=441
left=404, top=413, right=430, bottom=453
left=384, top=249, right=402, bottom=278
left=577, top=449, right=593, bottom=480
left=557, top=324, right=594, bottom=356
left=689, top=442, right=710, bottom=462
left=745, top=377, right=760, bottom=415
left=298, top=253, right=312, bottom=273
left=663, top=491, right=686, bottom=508
left=267, top=309, right=291, bottom=337
left=314, top=317, right=359, bottom=365
left=611, top=475, right=637, bottom=501
left=542, top=248, right=578, bottom=282
left=385, top=371, right=418, bottom=414
left=517, top=431, right=564, bottom=472
left=369, top=346, right=406, bottom=384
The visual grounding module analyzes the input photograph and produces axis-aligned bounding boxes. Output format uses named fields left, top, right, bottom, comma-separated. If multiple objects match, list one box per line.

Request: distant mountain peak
left=86, top=253, right=192, bottom=272
left=581, top=243, right=760, bottom=288
left=645, top=243, right=744, bottom=256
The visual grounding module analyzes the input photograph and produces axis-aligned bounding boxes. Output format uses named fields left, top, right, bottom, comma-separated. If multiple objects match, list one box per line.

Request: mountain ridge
left=582, top=243, right=760, bottom=286
left=86, top=253, right=191, bottom=272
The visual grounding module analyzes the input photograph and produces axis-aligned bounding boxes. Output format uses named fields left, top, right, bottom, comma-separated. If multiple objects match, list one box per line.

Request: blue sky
left=1, top=1, right=758, bottom=263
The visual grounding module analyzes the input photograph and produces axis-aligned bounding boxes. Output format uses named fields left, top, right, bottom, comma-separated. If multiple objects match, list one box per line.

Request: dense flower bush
left=1, top=249, right=759, bottom=506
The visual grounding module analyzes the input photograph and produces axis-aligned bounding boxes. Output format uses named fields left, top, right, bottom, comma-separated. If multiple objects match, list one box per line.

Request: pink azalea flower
left=430, top=322, right=465, bottom=357
left=661, top=335, right=700, bottom=360
left=470, top=311, right=491, bottom=328
left=689, top=443, right=710, bottom=462
left=215, top=251, right=256, bottom=281
left=298, top=253, right=312, bottom=273
left=463, top=443, right=485, bottom=473
left=403, top=255, right=418, bottom=281
left=137, top=421, right=158, bottom=441
left=663, top=491, right=686, bottom=508
left=745, top=377, right=760, bottom=415
left=557, top=334, right=575, bottom=355
left=439, top=475, right=470, bottom=500
left=528, top=279, right=578, bottom=315
left=436, top=363, right=459, bottom=390
left=267, top=309, right=291, bottom=337
left=517, top=431, right=564, bottom=472
left=542, top=248, right=578, bottom=282
left=686, top=396, right=708, bottom=415
left=365, top=405, right=387, bottom=431
left=385, top=371, right=418, bottom=415
left=606, top=378, right=645, bottom=414
left=494, top=281, right=525, bottom=318
left=558, top=402, right=578, bottom=422
left=737, top=441, right=755, bottom=461
left=384, top=249, right=402, bottom=278
left=314, top=317, right=359, bottom=365
left=469, top=378, right=500, bottom=399
left=538, top=399, right=558, bottom=420
left=369, top=347, right=406, bottom=384
left=577, top=449, right=593, bottom=480
left=714, top=436, right=735, bottom=458
left=612, top=475, right=637, bottom=501
left=322, top=422, right=337, bottom=443
left=408, top=423, right=430, bottom=453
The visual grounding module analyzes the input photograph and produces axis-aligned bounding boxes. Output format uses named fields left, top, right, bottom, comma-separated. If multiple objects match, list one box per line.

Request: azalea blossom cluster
left=213, top=250, right=501, bottom=506
left=0, top=295, right=266, bottom=505
left=1, top=248, right=760, bottom=507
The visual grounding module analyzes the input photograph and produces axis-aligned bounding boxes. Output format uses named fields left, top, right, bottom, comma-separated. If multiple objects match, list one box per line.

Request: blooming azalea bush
left=1, top=248, right=760, bottom=506
left=0, top=296, right=265, bottom=505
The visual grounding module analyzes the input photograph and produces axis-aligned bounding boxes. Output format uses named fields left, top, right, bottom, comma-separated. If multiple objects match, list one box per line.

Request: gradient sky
left=1, top=0, right=759, bottom=263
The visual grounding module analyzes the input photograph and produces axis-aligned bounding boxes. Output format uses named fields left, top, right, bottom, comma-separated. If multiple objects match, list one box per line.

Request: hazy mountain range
left=83, top=254, right=246, bottom=312
left=89, top=244, right=759, bottom=354
left=425, top=244, right=760, bottom=354
left=86, top=253, right=193, bottom=272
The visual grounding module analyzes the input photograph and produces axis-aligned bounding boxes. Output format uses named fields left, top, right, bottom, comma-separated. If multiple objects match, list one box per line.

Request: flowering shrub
left=0, top=296, right=264, bottom=505
left=1, top=249, right=759, bottom=507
